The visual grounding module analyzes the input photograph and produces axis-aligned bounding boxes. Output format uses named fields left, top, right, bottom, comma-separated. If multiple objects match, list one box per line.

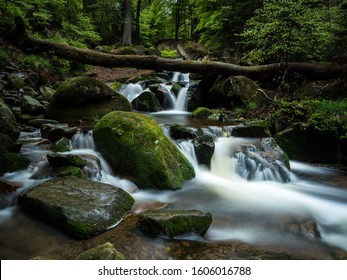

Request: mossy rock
left=208, top=75, right=265, bottom=109
left=93, top=111, right=195, bottom=190
left=47, top=153, right=87, bottom=168
left=232, top=120, right=271, bottom=138
left=18, top=176, right=135, bottom=238
left=0, top=98, right=20, bottom=141
left=0, top=151, right=30, bottom=176
left=137, top=209, right=212, bottom=238
left=51, top=137, right=71, bottom=153
left=275, top=123, right=341, bottom=164
left=170, top=124, right=196, bottom=140
left=131, top=90, right=162, bottom=112
left=56, top=166, right=85, bottom=179
left=46, top=77, right=131, bottom=121
left=192, top=107, right=213, bottom=119
left=75, top=242, right=125, bottom=260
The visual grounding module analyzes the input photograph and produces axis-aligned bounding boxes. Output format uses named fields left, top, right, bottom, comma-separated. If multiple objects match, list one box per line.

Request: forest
left=1, top=0, right=347, bottom=261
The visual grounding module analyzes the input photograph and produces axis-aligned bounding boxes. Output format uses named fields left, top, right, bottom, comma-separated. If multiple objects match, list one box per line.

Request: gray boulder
left=18, top=176, right=135, bottom=238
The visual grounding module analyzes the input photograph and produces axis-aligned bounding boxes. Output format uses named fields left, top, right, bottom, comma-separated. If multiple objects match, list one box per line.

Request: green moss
left=52, top=137, right=71, bottom=153
left=306, top=113, right=339, bottom=136
left=192, top=107, right=213, bottom=119
left=137, top=210, right=212, bottom=238
left=93, top=111, right=195, bottom=190
left=57, top=166, right=85, bottom=179
left=46, top=77, right=132, bottom=121
left=75, top=242, right=125, bottom=260
left=0, top=152, right=30, bottom=175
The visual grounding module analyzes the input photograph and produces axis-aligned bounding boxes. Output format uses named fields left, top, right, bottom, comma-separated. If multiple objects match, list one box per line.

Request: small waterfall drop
left=119, top=83, right=144, bottom=102
left=173, top=86, right=188, bottom=111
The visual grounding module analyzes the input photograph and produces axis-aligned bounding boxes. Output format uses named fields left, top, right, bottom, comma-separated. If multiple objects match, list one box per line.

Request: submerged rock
left=18, top=176, right=135, bottom=238
left=75, top=242, right=125, bottom=260
left=46, top=77, right=131, bottom=121
left=93, top=111, right=195, bottom=190
left=137, top=210, right=212, bottom=238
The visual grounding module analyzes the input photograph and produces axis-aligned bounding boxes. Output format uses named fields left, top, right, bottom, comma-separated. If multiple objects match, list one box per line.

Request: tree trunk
left=15, top=31, right=347, bottom=81
left=122, top=0, right=132, bottom=46
left=134, top=0, right=141, bottom=44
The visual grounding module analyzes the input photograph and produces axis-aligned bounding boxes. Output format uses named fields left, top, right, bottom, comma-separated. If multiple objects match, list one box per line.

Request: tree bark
left=15, top=32, right=347, bottom=81
left=122, top=0, right=132, bottom=46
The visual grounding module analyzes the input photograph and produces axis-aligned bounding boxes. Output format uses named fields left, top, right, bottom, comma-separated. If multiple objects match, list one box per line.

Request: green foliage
left=239, top=0, right=346, bottom=63
left=61, top=12, right=101, bottom=45
left=234, top=107, right=246, bottom=118
left=268, top=98, right=347, bottom=139
left=160, top=47, right=177, bottom=58
left=20, top=54, right=52, bottom=70
left=0, top=48, right=8, bottom=67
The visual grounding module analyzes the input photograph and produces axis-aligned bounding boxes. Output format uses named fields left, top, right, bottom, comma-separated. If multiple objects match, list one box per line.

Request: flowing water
left=1, top=74, right=347, bottom=259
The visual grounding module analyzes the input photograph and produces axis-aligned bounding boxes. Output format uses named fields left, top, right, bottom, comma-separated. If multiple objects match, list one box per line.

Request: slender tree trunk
left=134, top=0, right=141, bottom=44
left=122, top=0, right=132, bottom=46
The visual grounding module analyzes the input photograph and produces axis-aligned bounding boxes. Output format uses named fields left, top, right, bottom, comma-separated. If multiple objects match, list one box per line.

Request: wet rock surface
left=93, top=111, right=195, bottom=190
left=137, top=209, right=213, bottom=238
left=18, top=176, right=135, bottom=238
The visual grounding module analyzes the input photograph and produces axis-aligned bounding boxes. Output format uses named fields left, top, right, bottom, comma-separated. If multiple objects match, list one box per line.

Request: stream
left=1, top=73, right=347, bottom=260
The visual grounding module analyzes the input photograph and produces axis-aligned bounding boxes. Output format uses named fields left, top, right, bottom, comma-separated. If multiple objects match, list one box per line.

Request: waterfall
left=173, top=86, right=188, bottom=111
left=119, top=83, right=144, bottom=102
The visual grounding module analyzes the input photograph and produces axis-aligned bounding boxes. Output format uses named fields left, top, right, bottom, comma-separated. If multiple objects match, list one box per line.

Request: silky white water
left=1, top=123, right=347, bottom=256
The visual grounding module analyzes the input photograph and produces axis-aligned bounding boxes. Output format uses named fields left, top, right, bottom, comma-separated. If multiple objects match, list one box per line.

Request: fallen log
left=12, top=19, right=347, bottom=81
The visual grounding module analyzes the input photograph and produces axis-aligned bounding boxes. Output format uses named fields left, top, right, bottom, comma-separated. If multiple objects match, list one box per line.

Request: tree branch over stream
left=13, top=20, right=347, bottom=81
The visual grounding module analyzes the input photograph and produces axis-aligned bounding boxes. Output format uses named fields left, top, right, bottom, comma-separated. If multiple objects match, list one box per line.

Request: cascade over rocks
left=46, top=77, right=132, bottom=121
left=18, top=176, right=135, bottom=238
left=93, top=111, right=195, bottom=190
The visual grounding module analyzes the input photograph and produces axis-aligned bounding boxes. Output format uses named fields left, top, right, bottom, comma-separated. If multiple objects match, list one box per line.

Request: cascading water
left=118, top=71, right=190, bottom=113
left=119, top=83, right=144, bottom=102
left=169, top=134, right=347, bottom=252
left=1, top=71, right=347, bottom=259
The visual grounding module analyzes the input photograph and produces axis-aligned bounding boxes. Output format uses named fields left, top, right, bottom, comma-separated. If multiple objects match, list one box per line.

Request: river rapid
left=1, top=74, right=347, bottom=260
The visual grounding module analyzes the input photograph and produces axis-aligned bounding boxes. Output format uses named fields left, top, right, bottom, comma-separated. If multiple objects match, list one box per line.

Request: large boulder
left=21, top=95, right=46, bottom=115
left=46, top=77, right=132, bottom=121
left=18, top=176, right=135, bottom=238
left=93, top=111, right=195, bottom=190
left=137, top=209, right=212, bottom=238
left=208, top=75, right=266, bottom=109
